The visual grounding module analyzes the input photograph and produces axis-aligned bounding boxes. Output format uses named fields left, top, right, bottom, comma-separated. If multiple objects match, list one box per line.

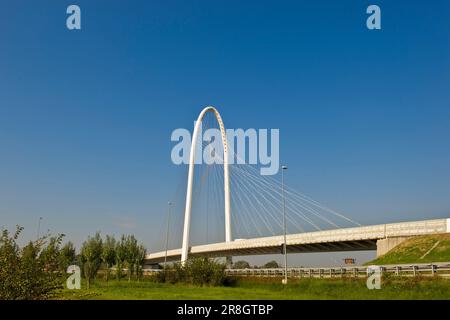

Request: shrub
left=0, top=226, right=63, bottom=300
left=263, top=260, right=280, bottom=269
left=233, top=260, right=251, bottom=269
left=187, top=258, right=227, bottom=287
left=59, top=242, right=76, bottom=272
left=155, top=258, right=235, bottom=287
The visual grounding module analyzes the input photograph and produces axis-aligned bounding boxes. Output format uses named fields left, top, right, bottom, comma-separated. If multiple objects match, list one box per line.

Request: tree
left=59, top=242, right=76, bottom=272
left=80, top=232, right=103, bottom=289
left=263, top=261, right=280, bottom=269
left=125, top=235, right=139, bottom=282
left=40, top=236, right=64, bottom=272
left=115, top=235, right=127, bottom=281
left=233, top=260, right=251, bottom=269
left=134, top=244, right=146, bottom=281
left=0, top=226, right=62, bottom=300
left=102, top=235, right=116, bottom=282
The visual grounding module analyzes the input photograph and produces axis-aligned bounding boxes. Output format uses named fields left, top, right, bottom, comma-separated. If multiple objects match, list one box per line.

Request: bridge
left=145, top=218, right=450, bottom=264
left=146, top=107, right=450, bottom=266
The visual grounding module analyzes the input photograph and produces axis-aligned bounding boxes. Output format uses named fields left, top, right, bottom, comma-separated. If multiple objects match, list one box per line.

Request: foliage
left=115, top=235, right=128, bottom=281
left=0, top=226, right=63, bottom=300
left=59, top=241, right=76, bottom=272
left=233, top=260, right=251, bottom=269
left=187, top=258, right=229, bottom=286
left=102, top=235, right=116, bottom=282
left=60, top=277, right=450, bottom=300
left=134, top=244, right=147, bottom=281
left=155, top=258, right=233, bottom=287
left=1, top=225, right=149, bottom=298
left=113, top=235, right=146, bottom=282
left=40, top=236, right=64, bottom=272
left=124, top=235, right=138, bottom=281
left=80, top=232, right=103, bottom=289
left=263, top=260, right=280, bottom=269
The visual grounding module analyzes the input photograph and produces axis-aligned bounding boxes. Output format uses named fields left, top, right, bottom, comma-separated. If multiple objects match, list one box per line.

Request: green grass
left=58, top=277, right=450, bottom=300
left=368, top=233, right=450, bottom=265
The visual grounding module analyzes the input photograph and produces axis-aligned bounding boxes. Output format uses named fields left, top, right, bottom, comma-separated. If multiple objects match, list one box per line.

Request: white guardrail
left=224, top=263, right=450, bottom=278
left=144, top=262, right=450, bottom=278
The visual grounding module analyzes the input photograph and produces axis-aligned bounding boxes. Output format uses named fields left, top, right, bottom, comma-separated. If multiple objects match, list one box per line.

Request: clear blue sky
left=1, top=1, right=449, bottom=265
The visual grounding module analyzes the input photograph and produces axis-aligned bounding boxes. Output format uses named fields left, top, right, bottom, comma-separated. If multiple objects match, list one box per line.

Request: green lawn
left=368, top=234, right=450, bottom=265
left=59, top=277, right=450, bottom=300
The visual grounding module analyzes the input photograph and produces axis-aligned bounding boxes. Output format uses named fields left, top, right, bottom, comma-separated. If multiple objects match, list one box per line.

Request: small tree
left=80, top=232, right=103, bottom=289
left=134, top=244, right=146, bottom=281
left=115, top=235, right=127, bottom=281
left=40, top=236, right=64, bottom=272
left=233, top=260, right=251, bottom=269
left=263, top=260, right=280, bottom=269
left=125, top=235, right=139, bottom=282
left=102, top=235, right=116, bottom=282
left=59, top=242, right=76, bottom=272
left=0, top=226, right=62, bottom=300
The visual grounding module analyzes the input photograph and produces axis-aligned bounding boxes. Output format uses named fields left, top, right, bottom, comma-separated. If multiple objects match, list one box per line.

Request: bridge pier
left=376, top=236, right=412, bottom=257
left=226, top=256, right=233, bottom=268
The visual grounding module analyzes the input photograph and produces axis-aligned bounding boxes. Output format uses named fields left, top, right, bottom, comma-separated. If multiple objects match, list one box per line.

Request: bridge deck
left=145, top=218, right=450, bottom=265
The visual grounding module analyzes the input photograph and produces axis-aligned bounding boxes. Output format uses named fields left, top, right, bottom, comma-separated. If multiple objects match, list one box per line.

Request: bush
left=156, top=263, right=187, bottom=284
left=0, top=226, right=63, bottom=300
left=187, top=258, right=227, bottom=286
left=155, top=258, right=235, bottom=287
left=233, top=260, right=251, bottom=269
left=263, top=260, right=280, bottom=269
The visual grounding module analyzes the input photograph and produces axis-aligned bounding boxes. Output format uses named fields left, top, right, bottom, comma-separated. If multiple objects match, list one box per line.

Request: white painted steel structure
left=159, top=107, right=450, bottom=265
left=181, top=106, right=232, bottom=263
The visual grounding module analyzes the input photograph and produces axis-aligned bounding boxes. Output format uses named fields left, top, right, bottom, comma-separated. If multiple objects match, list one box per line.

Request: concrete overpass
left=145, top=218, right=450, bottom=265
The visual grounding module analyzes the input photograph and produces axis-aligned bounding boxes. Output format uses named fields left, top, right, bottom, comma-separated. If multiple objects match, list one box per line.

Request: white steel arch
left=181, top=106, right=232, bottom=263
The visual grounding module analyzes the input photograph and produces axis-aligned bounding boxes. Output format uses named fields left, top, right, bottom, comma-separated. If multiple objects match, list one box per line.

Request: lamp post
left=281, top=166, right=288, bottom=285
left=37, top=217, right=43, bottom=240
left=164, top=202, right=172, bottom=270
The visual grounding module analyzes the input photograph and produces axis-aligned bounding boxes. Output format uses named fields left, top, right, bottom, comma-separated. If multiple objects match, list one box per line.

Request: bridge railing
left=224, top=263, right=450, bottom=279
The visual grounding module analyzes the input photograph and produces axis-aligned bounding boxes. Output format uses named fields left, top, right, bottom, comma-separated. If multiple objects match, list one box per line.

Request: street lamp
left=281, top=165, right=288, bottom=285
left=164, top=201, right=172, bottom=270
left=37, top=217, right=43, bottom=240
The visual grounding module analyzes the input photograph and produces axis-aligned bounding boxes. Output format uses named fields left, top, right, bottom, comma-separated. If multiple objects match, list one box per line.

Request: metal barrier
left=224, top=262, right=450, bottom=278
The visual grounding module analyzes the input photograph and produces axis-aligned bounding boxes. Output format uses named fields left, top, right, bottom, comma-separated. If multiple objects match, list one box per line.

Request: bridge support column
left=226, top=256, right=233, bottom=268
left=376, top=236, right=412, bottom=257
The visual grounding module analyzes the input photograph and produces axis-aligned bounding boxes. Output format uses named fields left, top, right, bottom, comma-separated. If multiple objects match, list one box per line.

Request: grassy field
left=58, top=234, right=450, bottom=300
left=368, top=233, right=450, bottom=265
left=59, top=277, right=450, bottom=300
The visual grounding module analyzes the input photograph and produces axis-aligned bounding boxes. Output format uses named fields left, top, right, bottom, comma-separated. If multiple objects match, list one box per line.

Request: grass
left=59, top=234, right=450, bottom=300
left=58, top=276, right=450, bottom=300
left=368, top=233, right=450, bottom=265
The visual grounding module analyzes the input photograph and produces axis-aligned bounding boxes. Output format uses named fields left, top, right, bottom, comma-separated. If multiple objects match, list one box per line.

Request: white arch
left=181, top=106, right=232, bottom=263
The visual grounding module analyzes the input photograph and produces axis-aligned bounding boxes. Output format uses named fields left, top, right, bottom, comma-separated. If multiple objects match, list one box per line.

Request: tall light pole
left=164, top=202, right=172, bottom=270
left=37, top=217, right=43, bottom=240
left=281, top=166, right=288, bottom=285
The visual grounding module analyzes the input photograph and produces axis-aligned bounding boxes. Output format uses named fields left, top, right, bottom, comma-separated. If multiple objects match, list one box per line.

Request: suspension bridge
left=145, top=106, right=450, bottom=266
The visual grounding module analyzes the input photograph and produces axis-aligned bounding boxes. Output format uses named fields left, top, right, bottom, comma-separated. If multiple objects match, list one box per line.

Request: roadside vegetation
left=368, top=234, right=450, bottom=265
left=0, top=226, right=64, bottom=300
left=155, top=258, right=234, bottom=287
left=2, top=227, right=450, bottom=300
left=60, top=276, right=450, bottom=300
left=0, top=226, right=147, bottom=299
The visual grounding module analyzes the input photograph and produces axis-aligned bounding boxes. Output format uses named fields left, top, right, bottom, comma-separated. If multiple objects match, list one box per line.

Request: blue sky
left=1, top=1, right=449, bottom=265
